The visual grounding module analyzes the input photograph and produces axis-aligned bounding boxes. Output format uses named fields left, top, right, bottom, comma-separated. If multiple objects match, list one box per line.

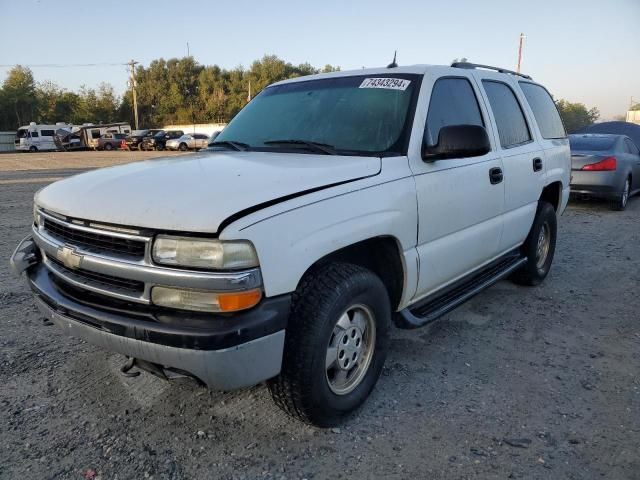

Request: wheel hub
left=325, top=304, right=376, bottom=395
left=335, top=326, right=364, bottom=371
left=535, top=222, right=551, bottom=269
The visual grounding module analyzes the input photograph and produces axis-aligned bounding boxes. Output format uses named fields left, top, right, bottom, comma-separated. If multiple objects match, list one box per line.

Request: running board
left=397, top=254, right=528, bottom=329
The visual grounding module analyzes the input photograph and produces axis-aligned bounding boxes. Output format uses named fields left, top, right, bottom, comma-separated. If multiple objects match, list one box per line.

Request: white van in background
left=15, top=122, right=73, bottom=152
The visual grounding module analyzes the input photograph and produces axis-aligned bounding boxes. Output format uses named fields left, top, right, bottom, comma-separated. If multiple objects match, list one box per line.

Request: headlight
left=33, top=203, right=42, bottom=226
left=152, top=236, right=259, bottom=270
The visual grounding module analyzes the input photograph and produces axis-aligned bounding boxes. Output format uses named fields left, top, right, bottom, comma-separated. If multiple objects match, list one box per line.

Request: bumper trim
left=26, top=263, right=290, bottom=350
left=9, top=236, right=39, bottom=275
left=35, top=294, right=285, bottom=390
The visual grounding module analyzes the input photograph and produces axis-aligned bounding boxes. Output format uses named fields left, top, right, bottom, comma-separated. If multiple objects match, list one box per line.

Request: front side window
left=424, top=77, right=484, bottom=147
left=214, top=74, right=421, bottom=156
left=519, top=82, right=566, bottom=139
left=482, top=80, right=531, bottom=148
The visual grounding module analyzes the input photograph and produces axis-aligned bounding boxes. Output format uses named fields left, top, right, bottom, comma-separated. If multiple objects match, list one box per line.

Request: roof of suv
left=271, top=63, right=534, bottom=87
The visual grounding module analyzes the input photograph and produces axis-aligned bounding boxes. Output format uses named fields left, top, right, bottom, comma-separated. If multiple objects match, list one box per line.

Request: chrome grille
left=43, top=217, right=146, bottom=258
left=47, top=256, right=145, bottom=294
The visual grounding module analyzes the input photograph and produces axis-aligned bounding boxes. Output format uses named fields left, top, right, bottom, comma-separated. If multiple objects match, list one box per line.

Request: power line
left=0, top=63, right=127, bottom=68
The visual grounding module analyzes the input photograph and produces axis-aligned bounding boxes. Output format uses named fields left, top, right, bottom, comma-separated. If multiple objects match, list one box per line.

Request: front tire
left=104, top=143, right=113, bottom=151
left=511, top=201, right=557, bottom=286
left=611, top=177, right=630, bottom=211
left=29, top=146, right=37, bottom=152
left=269, top=263, right=391, bottom=427
left=179, top=143, right=188, bottom=151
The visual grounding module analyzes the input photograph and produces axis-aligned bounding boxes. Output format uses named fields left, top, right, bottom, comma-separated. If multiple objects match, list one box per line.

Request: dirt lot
left=1, top=155, right=639, bottom=479
left=0, top=150, right=184, bottom=172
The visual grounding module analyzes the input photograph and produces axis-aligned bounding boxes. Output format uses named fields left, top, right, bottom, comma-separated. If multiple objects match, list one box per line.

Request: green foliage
left=0, top=57, right=334, bottom=130
left=1, top=65, right=38, bottom=128
left=133, top=55, right=341, bottom=127
left=555, top=100, right=600, bottom=134
left=630, top=103, right=640, bottom=111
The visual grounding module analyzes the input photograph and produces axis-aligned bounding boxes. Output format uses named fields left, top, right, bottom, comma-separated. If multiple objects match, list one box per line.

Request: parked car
left=569, top=133, right=640, bottom=210
left=142, top=130, right=184, bottom=151
left=97, top=133, right=127, bottom=151
left=126, top=129, right=163, bottom=150
left=166, top=133, right=210, bottom=151
left=11, top=62, right=569, bottom=427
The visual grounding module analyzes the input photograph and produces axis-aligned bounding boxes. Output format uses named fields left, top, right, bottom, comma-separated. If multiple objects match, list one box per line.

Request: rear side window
left=624, top=139, right=639, bottom=155
left=40, top=129, right=55, bottom=137
left=425, top=77, right=484, bottom=147
left=569, top=136, right=616, bottom=152
left=30, top=131, right=39, bottom=138
left=482, top=80, right=531, bottom=148
left=519, top=82, right=566, bottom=139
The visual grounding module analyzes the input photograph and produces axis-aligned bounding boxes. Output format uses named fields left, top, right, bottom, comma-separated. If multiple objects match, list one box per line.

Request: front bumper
left=12, top=236, right=290, bottom=390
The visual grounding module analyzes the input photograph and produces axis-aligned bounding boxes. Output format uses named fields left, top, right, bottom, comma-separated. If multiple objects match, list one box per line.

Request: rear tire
left=268, top=262, right=391, bottom=427
left=104, top=143, right=113, bottom=151
left=511, top=201, right=557, bottom=286
left=611, top=177, right=630, bottom=211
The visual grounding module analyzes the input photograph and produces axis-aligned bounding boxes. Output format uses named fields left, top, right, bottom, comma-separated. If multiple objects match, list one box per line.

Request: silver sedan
left=569, top=134, right=640, bottom=210
left=165, top=133, right=210, bottom=151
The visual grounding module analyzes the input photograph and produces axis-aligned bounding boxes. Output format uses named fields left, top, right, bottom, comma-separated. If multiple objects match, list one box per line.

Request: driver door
left=409, top=73, right=505, bottom=300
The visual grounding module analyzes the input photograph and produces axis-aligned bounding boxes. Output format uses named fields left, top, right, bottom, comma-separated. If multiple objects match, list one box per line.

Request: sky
left=0, top=0, right=638, bottom=119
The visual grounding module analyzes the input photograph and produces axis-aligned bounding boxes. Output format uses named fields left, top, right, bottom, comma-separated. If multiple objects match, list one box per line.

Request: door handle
left=489, top=167, right=503, bottom=185
left=533, top=157, right=543, bottom=172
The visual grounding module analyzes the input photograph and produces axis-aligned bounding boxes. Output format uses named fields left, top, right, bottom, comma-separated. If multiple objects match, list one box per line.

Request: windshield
left=214, top=74, right=421, bottom=156
left=153, top=131, right=166, bottom=139
left=569, top=136, right=616, bottom=152
left=131, top=130, right=148, bottom=136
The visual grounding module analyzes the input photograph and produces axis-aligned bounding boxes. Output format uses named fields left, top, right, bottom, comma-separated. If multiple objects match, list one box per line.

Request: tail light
left=582, top=156, right=617, bottom=171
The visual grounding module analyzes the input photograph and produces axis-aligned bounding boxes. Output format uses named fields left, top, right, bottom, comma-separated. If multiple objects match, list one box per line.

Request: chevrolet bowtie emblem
left=56, top=245, right=83, bottom=270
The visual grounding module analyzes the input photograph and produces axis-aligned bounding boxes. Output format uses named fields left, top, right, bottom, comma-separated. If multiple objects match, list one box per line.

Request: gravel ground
left=1, top=163, right=639, bottom=480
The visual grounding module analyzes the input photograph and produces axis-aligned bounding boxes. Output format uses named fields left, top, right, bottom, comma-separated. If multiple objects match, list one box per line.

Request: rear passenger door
left=410, top=74, right=505, bottom=299
left=473, top=72, right=545, bottom=253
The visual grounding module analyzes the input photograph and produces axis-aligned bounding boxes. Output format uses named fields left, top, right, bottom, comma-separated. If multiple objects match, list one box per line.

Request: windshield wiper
left=263, top=139, right=338, bottom=155
left=208, top=140, right=249, bottom=151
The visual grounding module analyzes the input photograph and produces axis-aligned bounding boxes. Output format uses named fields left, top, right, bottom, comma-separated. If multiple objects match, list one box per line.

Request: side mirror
left=422, top=125, right=490, bottom=161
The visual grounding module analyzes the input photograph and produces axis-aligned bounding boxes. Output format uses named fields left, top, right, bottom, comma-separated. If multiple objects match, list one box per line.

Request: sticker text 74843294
left=359, top=78, right=411, bottom=91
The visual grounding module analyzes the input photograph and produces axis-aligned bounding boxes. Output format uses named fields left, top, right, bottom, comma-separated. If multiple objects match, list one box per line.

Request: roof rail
left=450, top=62, right=532, bottom=80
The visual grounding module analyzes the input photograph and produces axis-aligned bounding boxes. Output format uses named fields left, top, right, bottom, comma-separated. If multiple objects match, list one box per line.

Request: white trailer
left=14, top=122, right=73, bottom=152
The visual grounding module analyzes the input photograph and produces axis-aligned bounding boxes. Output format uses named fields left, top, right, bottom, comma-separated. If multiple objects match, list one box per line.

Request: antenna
left=387, top=51, right=397, bottom=68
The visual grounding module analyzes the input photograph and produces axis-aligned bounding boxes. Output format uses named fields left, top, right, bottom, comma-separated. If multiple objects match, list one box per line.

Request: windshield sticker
left=359, top=78, right=411, bottom=91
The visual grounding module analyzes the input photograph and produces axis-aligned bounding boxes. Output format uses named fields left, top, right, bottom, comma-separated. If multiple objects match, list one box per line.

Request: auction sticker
left=359, top=78, right=411, bottom=90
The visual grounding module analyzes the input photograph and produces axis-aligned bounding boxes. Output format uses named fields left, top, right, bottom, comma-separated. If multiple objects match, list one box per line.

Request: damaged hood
left=36, top=151, right=380, bottom=233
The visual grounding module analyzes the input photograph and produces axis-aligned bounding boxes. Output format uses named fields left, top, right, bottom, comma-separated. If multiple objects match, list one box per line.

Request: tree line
left=0, top=55, right=603, bottom=133
left=0, top=55, right=338, bottom=131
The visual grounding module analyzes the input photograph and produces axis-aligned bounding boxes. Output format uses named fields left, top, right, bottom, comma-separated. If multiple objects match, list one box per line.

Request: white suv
left=11, top=62, right=570, bottom=426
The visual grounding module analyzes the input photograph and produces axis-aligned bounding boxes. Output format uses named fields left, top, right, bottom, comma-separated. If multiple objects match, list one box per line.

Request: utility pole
left=516, top=33, right=525, bottom=73
left=128, top=59, right=139, bottom=130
